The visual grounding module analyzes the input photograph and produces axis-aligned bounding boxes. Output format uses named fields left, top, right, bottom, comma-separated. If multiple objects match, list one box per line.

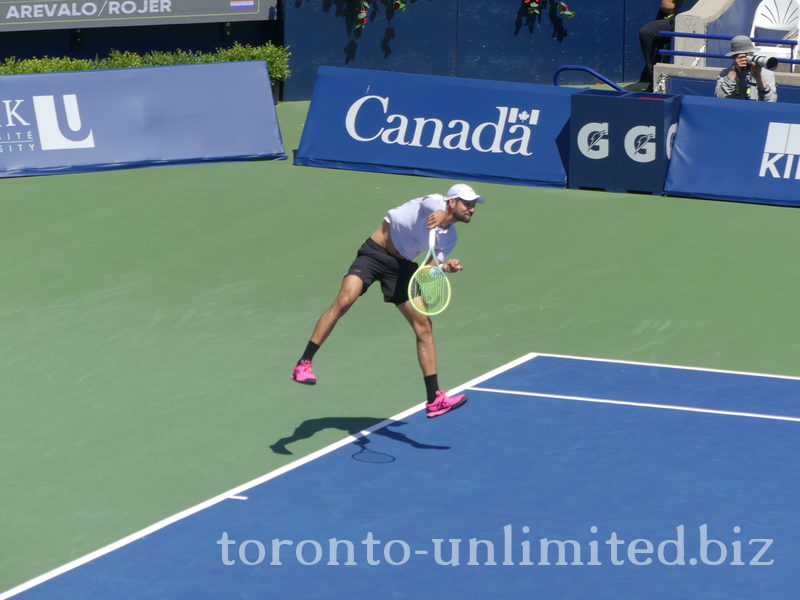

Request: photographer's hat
left=726, top=35, right=756, bottom=56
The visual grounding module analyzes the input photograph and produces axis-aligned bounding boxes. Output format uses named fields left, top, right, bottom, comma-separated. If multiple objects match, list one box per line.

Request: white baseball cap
left=445, top=183, right=485, bottom=204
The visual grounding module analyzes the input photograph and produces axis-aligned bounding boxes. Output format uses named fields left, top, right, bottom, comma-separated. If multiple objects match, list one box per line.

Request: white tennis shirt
left=384, top=194, right=458, bottom=262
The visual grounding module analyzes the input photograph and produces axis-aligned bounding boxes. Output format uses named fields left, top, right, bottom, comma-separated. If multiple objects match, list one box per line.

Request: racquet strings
left=410, top=265, right=450, bottom=314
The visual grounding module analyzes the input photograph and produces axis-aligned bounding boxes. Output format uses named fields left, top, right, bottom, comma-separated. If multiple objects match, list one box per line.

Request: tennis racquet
left=408, top=228, right=452, bottom=316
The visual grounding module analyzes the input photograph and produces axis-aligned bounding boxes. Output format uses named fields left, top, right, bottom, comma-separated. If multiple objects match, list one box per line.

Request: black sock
left=424, top=374, right=439, bottom=402
left=300, top=341, right=320, bottom=363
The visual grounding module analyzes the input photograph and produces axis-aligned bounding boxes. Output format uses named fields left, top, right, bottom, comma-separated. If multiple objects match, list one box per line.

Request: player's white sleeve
left=420, top=194, right=445, bottom=213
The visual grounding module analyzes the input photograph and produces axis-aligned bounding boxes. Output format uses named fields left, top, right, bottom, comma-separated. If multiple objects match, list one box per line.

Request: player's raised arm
left=427, top=210, right=446, bottom=229
left=421, top=194, right=447, bottom=230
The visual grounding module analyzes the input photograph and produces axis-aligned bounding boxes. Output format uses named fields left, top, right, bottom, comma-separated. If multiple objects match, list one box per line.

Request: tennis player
left=292, top=183, right=484, bottom=418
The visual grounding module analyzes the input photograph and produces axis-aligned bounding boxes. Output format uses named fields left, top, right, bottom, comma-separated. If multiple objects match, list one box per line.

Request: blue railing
left=553, top=65, right=626, bottom=91
left=660, top=31, right=797, bottom=46
left=658, top=31, right=800, bottom=65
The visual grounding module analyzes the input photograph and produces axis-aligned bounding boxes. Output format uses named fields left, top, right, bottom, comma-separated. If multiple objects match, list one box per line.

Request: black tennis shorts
left=345, top=238, right=418, bottom=305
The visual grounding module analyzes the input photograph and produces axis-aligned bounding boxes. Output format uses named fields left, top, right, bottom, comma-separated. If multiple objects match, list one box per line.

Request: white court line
left=0, top=352, right=538, bottom=600
left=469, top=386, right=800, bottom=423
left=535, top=352, right=800, bottom=382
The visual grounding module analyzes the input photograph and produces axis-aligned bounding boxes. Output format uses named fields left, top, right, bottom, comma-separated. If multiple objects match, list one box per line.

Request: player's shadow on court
left=269, top=417, right=450, bottom=462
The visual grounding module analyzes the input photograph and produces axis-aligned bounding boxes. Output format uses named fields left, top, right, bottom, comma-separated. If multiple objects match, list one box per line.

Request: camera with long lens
left=749, top=54, right=779, bottom=70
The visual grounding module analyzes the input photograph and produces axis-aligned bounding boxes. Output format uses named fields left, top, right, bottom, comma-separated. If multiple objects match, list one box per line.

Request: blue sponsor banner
left=0, top=61, right=285, bottom=178
left=665, top=96, right=800, bottom=207
left=294, top=67, right=574, bottom=188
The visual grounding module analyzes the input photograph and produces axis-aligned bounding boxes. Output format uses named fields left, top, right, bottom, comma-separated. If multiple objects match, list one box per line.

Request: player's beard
left=457, top=212, right=472, bottom=223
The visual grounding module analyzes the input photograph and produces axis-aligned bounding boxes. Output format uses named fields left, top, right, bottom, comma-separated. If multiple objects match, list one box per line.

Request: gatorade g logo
left=577, top=122, right=609, bottom=160
left=666, top=123, right=678, bottom=160
left=624, top=125, right=656, bottom=163
left=32, top=94, right=95, bottom=151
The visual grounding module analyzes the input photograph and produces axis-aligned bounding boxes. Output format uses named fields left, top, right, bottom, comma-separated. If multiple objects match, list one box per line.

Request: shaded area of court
left=8, top=355, right=798, bottom=599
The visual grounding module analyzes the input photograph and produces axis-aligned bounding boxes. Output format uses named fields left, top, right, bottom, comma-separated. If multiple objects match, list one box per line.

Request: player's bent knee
left=332, top=298, right=356, bottom=316
left=413, top=317, right=433, bottom=338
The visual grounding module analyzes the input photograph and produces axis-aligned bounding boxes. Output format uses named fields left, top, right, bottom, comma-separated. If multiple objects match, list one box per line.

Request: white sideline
left=0, top=352, right=538, bottom=600
left=535, top=351, right=800, bottom=381
left=469, top=387, right=800, bottom=423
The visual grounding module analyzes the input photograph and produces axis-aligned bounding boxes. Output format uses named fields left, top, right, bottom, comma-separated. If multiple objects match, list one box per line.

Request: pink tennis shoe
left=426, top=390, right=468, bottom=418
left=291, top=359, right=317, bottom=385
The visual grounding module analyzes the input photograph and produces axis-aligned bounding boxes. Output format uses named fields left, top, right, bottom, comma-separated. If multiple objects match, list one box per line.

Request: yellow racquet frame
left=408, top=229, right=452, bottom=316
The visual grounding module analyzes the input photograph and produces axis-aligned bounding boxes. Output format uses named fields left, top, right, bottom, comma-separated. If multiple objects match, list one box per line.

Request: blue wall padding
left=665, top=94, right=800, bottom=206
left=668, top=75, right=800, bottom=104
left=284, top=0, right=457, bottom=101
left=284, top=1, right=659, bottom=101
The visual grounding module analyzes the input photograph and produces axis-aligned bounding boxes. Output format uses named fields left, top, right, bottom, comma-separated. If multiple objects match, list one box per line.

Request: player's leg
left=397, top=301, right=467, bottom=418
left=293, top=238, right=382, bottom=386
left=387, top=260, right=438, bottom=381
left=292, top=274, right=364, bottom=385
left=310, top=274, right=364, bottom=346
left=397, top=300, right=437, bottom=376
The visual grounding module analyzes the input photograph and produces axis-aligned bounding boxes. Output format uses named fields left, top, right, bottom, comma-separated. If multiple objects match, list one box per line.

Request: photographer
left=715, top=35, right=778, bottom=102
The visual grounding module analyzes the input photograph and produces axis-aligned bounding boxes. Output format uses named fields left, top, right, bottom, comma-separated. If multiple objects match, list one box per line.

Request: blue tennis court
left=4, top=353, right=798, bottom=599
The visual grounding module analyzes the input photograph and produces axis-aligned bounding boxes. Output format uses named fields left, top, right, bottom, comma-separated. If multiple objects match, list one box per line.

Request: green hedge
left=0, top=42, right=291, bottom=83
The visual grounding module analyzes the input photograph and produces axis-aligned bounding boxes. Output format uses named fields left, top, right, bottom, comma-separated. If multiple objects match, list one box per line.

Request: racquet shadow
left=269, top=416, right=450, bottom=463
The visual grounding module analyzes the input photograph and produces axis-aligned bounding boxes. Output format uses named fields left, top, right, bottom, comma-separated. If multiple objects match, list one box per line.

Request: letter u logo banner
left=0, top=62, right=284, bottom=178
left=33, top=95, right=95, bottom=151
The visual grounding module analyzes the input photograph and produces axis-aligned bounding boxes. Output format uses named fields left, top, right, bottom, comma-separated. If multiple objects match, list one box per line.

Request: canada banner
left=0, top=61, right=285, bottom=178
left=294, top=67, right=574, bottom=188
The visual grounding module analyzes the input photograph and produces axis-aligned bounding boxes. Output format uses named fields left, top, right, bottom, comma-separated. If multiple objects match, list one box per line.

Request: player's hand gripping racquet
left=408, top=229, right=452, bottom=316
